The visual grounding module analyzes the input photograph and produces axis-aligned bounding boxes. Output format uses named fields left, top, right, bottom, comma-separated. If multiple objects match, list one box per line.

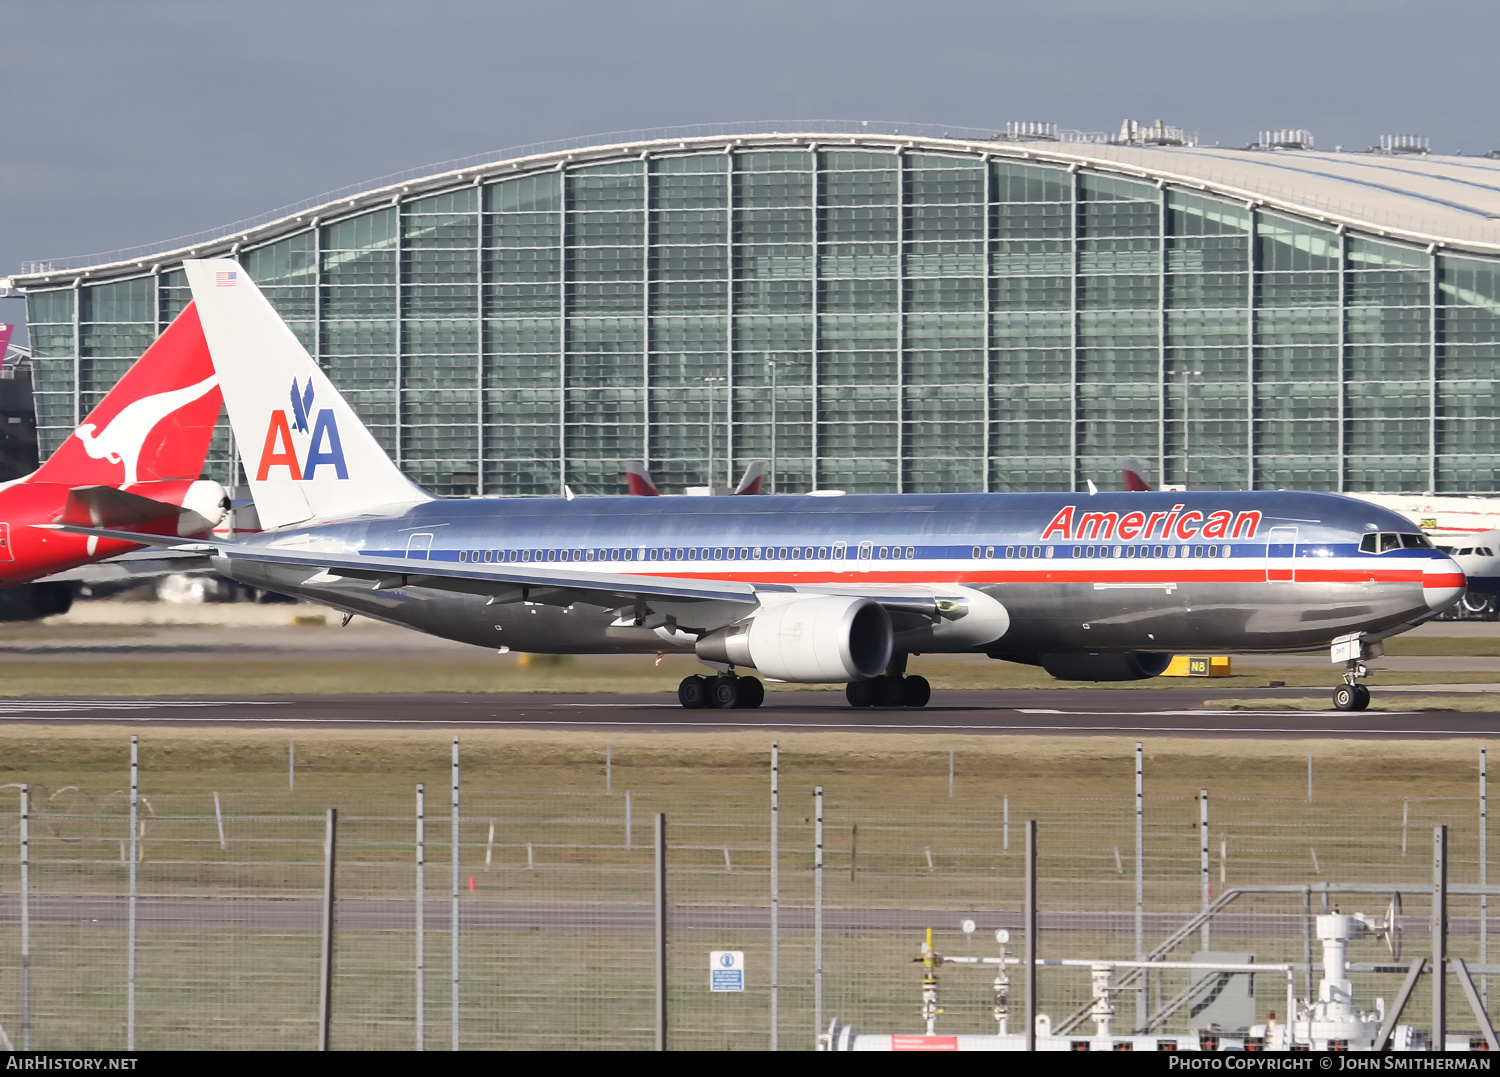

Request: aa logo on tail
left=258, top=377, right=348, bottom=481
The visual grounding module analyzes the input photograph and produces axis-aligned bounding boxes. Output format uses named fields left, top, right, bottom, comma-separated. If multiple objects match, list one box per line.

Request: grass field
left=1, top=728, right=1495, bottom=1048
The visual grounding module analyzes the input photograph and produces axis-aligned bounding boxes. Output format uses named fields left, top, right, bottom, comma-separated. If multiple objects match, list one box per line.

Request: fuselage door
left=1266, top=526, right=1297, bottom=583
left=405, top=532, right=434, bottom=560
left=0, top=523, right=12, bottom=562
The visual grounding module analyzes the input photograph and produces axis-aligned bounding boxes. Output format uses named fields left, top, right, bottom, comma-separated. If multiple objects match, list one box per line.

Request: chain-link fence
left=1, top=738, right=1497, bottom=1050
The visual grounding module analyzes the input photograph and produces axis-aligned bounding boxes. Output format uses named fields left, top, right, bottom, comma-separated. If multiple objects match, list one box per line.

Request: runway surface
left=3, top=688, right=1500, bottom=737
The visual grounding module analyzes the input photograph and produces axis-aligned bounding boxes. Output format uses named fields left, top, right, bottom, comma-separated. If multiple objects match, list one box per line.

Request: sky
left=4, top=0, right=1497, bottom=341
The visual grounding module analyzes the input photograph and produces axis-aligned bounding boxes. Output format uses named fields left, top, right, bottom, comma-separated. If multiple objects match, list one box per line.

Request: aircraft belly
left=988, top=580, right=1430, bottom=653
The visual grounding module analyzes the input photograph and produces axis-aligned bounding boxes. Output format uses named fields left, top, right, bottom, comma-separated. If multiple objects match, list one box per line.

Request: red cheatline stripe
left=1424, top=573, right=1467, bottom=588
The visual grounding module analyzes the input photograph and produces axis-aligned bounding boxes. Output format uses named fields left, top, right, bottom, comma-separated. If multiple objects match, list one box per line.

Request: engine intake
left=697, top=595, right=893, bottom=683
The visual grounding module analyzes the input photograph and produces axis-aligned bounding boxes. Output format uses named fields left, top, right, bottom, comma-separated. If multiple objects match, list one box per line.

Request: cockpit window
left=1361, top=531, right=1434, bottom=554
left=1481, top=548, right=1495, bottom=557
left=1460, top=548, right=1475, bottom=556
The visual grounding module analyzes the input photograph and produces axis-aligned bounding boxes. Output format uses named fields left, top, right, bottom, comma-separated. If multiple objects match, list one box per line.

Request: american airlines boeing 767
left=57, top=259, right=1466, bottom=713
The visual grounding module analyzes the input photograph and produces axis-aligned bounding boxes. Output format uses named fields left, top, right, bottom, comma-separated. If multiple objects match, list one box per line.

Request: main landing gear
left=846, top=674, right=931, bottom=709
left=678, top=673, right=764, bottom=709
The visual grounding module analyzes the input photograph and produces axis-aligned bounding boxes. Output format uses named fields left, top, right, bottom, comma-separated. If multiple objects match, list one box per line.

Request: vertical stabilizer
left=623, top=460, right=659, bottom=496
left=733, top=459, right=766, bottom=495
left=1121, top=458, right=1154, bottom=492
left=184, top=259, right=431, bottom=529
left=32, top=304, right=222, bottom=486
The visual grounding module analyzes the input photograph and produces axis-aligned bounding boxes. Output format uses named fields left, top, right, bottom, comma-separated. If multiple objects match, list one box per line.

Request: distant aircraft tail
left=0, top=324, right=14, bottom=365
left=733, top=460, right=766, bottom=495
left=31, top=304, right=222, bottom=488
left=184, top=258, right=432, bottom=529
left=1121, top=458, right=1154, bottom=492
left=623, top=461, right=660, bottom=496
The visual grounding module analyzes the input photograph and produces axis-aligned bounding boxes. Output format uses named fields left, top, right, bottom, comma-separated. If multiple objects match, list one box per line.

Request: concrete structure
left=10, top=121, right=1500, bottom=496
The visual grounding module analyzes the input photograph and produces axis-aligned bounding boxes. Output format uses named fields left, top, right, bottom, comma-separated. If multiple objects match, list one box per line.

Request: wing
left=41, top=523, right=944, bottom=624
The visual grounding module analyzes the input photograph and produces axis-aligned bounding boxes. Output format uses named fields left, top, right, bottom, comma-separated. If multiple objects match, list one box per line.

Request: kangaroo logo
left=257, top=376, right=348, bottom=482
left=73, top=374, right=219, bottom=485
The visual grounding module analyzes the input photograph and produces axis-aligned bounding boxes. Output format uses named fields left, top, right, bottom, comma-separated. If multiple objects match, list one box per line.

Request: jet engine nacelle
left=696, top=595, right=893, bottom=682
left=1039, top=651, right=1173, bottom=682
left=0, top=582, right=73, bottom=622
left=176, top=479, right=230, bottom=535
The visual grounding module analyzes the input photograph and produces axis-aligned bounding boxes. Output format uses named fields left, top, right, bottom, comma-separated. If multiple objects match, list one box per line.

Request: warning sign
left=710, top=950, right=744, bottom=992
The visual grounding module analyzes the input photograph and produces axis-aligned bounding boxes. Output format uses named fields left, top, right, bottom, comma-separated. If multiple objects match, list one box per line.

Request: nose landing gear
left=1330, top=632, right=1380, bottom=712
left=1332, top=680, right=1371, bottom=712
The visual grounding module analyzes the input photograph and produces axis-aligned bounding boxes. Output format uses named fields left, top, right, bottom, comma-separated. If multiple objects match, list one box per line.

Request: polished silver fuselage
left=213, top=490, right=1463, bottom=661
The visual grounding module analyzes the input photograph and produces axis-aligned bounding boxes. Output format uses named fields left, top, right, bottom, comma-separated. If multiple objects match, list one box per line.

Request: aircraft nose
left=1424, top=556, right=1467, bottom=611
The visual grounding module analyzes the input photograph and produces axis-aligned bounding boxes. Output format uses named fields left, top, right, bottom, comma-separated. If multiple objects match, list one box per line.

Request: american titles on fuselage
left=1041, top=504, right=1262, bottom=543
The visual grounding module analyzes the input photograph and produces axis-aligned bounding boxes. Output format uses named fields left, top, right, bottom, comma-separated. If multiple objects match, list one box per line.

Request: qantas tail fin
left=733, top=460, right=766, bottom=495
left=623, top=461, right=659, bottom=496
left=31, top=304, right=222, bottom=487
left=184, top=258, right=431, bottom=529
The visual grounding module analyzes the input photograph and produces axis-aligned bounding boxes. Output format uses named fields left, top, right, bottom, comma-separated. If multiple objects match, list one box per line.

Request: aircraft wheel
left=711, top=676, right=741, bottom=709
left=903, top=675, right=931, bottom=708
left=874, top=675, right=906, bottom=708
left=736, top=676, right=765, bottom=709
left=846, top=680, right=875, bottom=708
left=678, top=675, right=709, bottom=709
left=1332, top=683, right=1369, bottom=712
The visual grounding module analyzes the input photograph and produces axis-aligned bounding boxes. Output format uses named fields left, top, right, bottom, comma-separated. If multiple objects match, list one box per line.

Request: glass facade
left=23, top=142, right=1500, bottom=495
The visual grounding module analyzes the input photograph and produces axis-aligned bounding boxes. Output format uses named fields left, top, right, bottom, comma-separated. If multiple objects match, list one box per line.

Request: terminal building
left=9, top=121, right=1500, bottom=497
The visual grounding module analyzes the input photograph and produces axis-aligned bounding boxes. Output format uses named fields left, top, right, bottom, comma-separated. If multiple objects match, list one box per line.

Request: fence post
left=128, top=735, right=138, bottom=1050
left=1024, top=819, right=1037, bottom=1052
left=770, top=740, right=779, bottom=1051
left=1134, top=742, right=1144, bottom=1028
left=1483, top=747, right=1489, bottom=1008
left=1200, top=789, right=1210, bottom=950
left=19, top=785, right=29, bottom=1051
left=606, top=743, right=612, bottom=794
left=1434, top=823, right=1448, bottom=1051
left=319, top=807, right=336, bottom=1052
left=655, top=812, right=667, bottom=1052
left=416, top=783, right=425, bottom=1051
left=450, top=737, right=460, bottom=1051
left=625, top=790, right=632, bottom=850
left=814, top=786, right=824, bottom=1046
left=289, top=740, right=295, bottom=792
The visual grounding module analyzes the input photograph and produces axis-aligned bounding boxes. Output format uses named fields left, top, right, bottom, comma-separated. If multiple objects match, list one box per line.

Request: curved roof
left=13, top=120, right=1500, bottom=288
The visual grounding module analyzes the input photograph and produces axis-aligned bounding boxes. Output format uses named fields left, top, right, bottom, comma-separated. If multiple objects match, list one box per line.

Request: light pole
left=703, top=375, right=725, bottom=490
left=768, top=360, right=777, bottom=495
left=1181, top=368, right=1202, bottom=488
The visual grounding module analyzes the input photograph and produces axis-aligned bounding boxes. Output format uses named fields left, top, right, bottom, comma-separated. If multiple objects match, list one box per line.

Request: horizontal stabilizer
left=58, top=485, right=186, bottom=529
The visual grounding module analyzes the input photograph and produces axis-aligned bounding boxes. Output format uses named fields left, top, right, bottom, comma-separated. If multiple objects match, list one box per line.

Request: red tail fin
left=623, top=461, right=659, bottom=496
left=32, top=304, right=222, bottom=486
left=1121, top=457, right=1153, bottom=492
left=733, top=460, right=766, bottom=495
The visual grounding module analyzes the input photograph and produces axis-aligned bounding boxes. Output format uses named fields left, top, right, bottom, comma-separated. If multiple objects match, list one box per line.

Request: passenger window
left=791, top=547, right=802, bottom=560
left=1005, top=546, right=1015, bottom=558
left=972, top=546, right=981, bottom=558
left=1072, top=546, right=1082, bottom=558
left=906, top=547, right=915, bottom=559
